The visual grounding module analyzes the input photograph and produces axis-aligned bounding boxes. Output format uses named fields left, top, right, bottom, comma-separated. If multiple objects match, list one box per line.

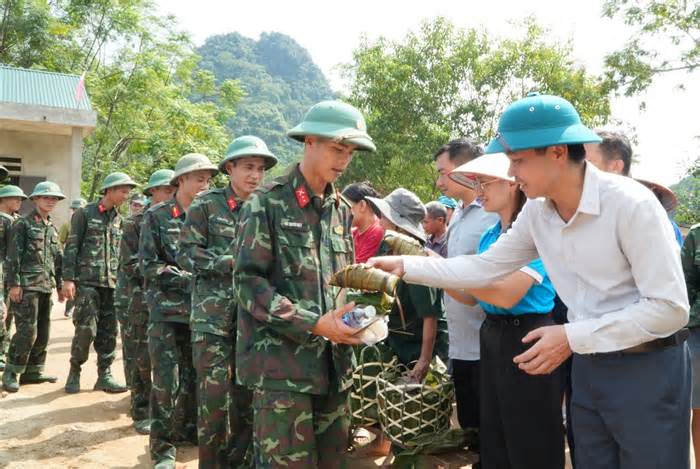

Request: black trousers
left=451, top=358, right=480, bottom=430
left=480, top=313, right=564, bottom=469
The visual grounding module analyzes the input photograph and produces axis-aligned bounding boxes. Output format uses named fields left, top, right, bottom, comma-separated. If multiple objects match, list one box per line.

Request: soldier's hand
left=63, top=281, right=76, bottom=301
left=366, top=256, right=406, bottom=277
left=311, top=302, right=364, bottom=345
left=9, top=286, right=22, bottom=303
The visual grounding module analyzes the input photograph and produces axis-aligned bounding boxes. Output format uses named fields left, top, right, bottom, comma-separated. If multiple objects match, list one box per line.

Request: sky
left=157, top=0, right=699, bottom=185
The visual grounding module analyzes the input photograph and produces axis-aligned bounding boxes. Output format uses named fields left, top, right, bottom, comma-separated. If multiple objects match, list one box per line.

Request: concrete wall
left=0, top=128, right=80, bottom=229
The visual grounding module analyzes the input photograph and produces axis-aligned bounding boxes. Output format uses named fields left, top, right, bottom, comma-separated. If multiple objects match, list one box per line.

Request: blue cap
left=437, top=195, right=457, bottom=209
left=485, top=93, right=602, bottom=154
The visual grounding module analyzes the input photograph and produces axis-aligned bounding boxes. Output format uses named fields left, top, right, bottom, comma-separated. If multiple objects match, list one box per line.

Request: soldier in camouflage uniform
left=121, top=170, right=175, bottom=436
left=63, top=172, right=137, bottom=394
left=233, top=101, right=375, bottom=469
left=140, top=154, right=218, bottom=468
left=1, top=182, right=64, bottom=392
left=59, top=198, right=87, bottom=318
left=0, top=183, right=26, bottom=371
left=178, top=136, right=277, bottom=468
left=115, top=193, right=148, bottom=390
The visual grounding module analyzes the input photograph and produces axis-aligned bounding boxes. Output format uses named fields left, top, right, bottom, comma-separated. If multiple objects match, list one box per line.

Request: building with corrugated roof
left=0, top=65, right=96, bottom=227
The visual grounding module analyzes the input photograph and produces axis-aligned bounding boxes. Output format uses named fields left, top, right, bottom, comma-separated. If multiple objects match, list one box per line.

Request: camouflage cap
left=366, top=188, right=426, bottom=242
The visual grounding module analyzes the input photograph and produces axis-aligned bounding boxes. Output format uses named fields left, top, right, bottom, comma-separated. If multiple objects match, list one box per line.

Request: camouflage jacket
left=0, top=212, right=14, bottom=298
left=682, top=224, right=700, bottom=328
left=177, top=185, right=242, bottom=337
left=140, top=198, right=192, bottom=324
left=120, top=209, right=148, bottom=324
left=233, top=164, right=355, bottom=395
left=6, top=209, right=62, bottom=293
left=62, top=201, right=122, bottom=288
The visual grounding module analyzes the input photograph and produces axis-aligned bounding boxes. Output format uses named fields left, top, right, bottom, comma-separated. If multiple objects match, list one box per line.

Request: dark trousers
left=571, top=344, right=690, bottom=469
left=451, top=359, right=480, bottom=429
left=480, top=314, right=564, bottom=469
left=6, top=291, right=52, bottom=374
left=551, top=295, right=576, bottom=467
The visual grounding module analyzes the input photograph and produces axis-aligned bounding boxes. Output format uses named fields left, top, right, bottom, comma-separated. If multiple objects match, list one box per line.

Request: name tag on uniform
left=214, top=216, right=234, bottom=225
left=166, top=228, right=180, bottom=234
left=280, top=220, right=307, bottom=231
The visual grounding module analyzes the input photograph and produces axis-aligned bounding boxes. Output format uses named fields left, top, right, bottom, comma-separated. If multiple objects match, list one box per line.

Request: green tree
left=603, top=0, right=700, bottom=95
left=341, top=18, right=613, bottom=201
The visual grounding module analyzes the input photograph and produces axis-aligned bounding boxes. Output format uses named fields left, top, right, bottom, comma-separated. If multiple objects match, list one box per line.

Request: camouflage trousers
left=128, top=296, right=151, bottom=421
left=0, top=303, right=12, bottom=365
left=5, top=291, right=52, bottom=374
left=0, top=302, right=8, bottom=366
left=148, top=321, right=197, bottom=464
left=252, top=387, right=350, bottom=469
left=192, top=331, right=253, bottom=468
left=117, top=314, right=135, bottom=388
left=69, top=286, right=117, bottom=371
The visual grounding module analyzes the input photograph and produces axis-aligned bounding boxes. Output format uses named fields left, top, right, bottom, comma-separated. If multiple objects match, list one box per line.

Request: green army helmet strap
left=287, top=100, right=376, bottom=152
left=219, top=135, right=278, bottom=173
left=143, top=169, right=175, bottom=196
left=70, top=198, right=87, bottom=209
left=0, top=185, right=27, bottom=200
left=485, top=92, right=602, bottom=154
left=100, top=172, right=138, bottom=193
left=171, top=153, right=219, bottom=186
left=29, top=181, right=66, bottom=200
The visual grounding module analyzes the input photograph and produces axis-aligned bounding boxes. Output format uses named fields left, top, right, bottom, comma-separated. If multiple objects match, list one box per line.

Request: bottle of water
left=342, top=305, right=377, bottom=328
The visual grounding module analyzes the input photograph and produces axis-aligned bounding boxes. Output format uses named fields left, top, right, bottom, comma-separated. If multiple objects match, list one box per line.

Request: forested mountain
left=198, top=32, right=335, bottom=166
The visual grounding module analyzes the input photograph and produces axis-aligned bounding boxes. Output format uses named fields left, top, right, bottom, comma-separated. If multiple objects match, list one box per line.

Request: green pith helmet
left=287, top=100, right=376, bottom=152
left=219, top=136, right=278, bottom=173
left=143, top=169, right=175, bottom=196
left=0, top=185, right=27, bottom=200
left=0, top=166, right=8, bottom=183
left=70, top=198, right=87, bottom=209
left=171, top=153, right=218, bottom=186
left=485, top=92, right=602, bottom=154
left=100, top=172, right=138, bottom=193
left=29, top=181, right=65, bottom=200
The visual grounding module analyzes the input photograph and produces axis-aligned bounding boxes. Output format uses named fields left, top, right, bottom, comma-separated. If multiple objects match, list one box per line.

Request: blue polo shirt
left=477, top=221, right=555, bottom=315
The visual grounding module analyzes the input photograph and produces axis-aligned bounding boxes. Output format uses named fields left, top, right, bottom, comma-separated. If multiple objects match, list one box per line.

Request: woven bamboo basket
left=376, top=362, right=455, bottom=448
left=349, top=344, right=398, bottom=426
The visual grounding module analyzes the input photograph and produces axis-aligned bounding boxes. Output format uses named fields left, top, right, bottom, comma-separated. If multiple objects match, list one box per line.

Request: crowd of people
left=0, top=92, right=696, bottom=469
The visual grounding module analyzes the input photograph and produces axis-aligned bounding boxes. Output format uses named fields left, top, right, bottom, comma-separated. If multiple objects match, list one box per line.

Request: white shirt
left=444, top=200, right=499, bottom=361
left=404, top=164, right=689, bottom=354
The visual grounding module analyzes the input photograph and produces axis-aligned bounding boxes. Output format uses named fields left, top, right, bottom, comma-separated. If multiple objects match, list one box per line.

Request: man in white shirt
left=370, top=93, right=690, bottom=469
left=433, top=139, right=498, bottom=437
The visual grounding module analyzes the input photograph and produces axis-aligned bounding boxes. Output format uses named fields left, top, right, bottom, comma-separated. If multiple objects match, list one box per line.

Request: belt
left=484, top=312, right=551, bottom=327
left=618, top=328, right=689, bottom=354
